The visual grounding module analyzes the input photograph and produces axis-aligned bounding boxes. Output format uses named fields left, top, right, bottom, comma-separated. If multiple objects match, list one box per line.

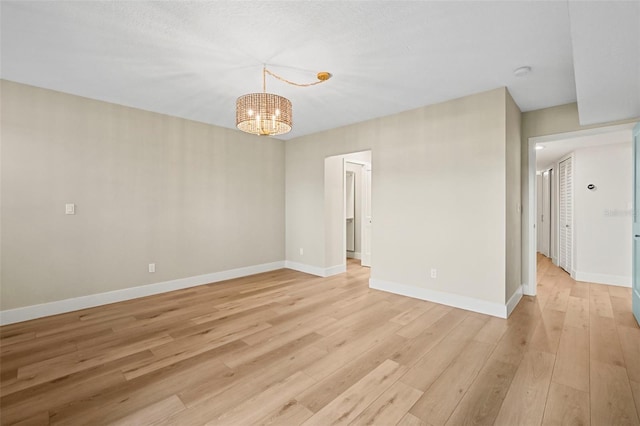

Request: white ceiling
left=1, top=1, right=638, bottom=140
left=535, top=128, right=632, bottom=170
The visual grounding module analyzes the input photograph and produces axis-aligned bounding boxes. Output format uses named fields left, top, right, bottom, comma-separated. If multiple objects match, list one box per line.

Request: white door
left=558, top=157, right=573, bottom=273
left=361, top=165, right=372, bottom=267
left=541, top=170, right=551, bottom=257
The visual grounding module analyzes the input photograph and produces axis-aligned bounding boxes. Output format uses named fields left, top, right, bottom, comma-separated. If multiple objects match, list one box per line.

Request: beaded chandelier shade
left=236, top=66, right=331, bottom=137
left=236, top=92, right=292, bottom=136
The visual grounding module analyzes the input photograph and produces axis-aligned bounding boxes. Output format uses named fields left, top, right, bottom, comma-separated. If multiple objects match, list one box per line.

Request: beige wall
left=505, top=90, right=522, bottom=301
left=287, top=88, right=516, bottom=306
left=1, top=80, right=285, bottom=310
left=324, top=154, right=344, bottom=269
left=520, top=103, right=638, bottom=292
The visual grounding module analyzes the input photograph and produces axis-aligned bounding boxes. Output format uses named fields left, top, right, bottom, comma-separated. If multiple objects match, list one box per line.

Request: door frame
left=526, top=122, right=636, bottom=296
left=633, top=122, right=640, bottom=325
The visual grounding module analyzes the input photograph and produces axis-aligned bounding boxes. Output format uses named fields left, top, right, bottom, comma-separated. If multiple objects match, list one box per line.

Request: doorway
left=344, top=159, right=372, bottom=267
left=527, top=123, right=636, bottom=295
left=323, top=150, right=372, bottom=274
left=536, top=168, right=552, bottom=258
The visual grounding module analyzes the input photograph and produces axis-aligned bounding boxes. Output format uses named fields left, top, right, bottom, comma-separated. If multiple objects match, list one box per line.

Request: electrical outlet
left=65, top=203, right=75, bottom=215
left=148, top=263, right=156, bottom=273
left=299, top=248, right=304, bottom=255
left=430, top=268, right=437, bottom=279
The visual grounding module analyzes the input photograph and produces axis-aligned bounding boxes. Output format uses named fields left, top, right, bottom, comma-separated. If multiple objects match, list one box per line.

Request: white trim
left=573, top=271, right=631, bottom=287
left=325, top=264, right=347, bottom=277
left=523, top=281, right=536, bottom=297
left=284, top=261, right=346, bottom=278
left=0, top=261, right=285, bottom=325
left=369, top=278, right=513, bottom=319
left=346, top=251, right=362, bottom=260
left=527, top=136, right=537, bottom=296
left=284, top=261, right=326, bottom=277
left=507, top=285, right=524, bottom=316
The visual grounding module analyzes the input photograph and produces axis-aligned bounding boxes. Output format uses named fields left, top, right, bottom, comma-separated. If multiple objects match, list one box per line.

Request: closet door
left=558, top=157, right=573, bottom=273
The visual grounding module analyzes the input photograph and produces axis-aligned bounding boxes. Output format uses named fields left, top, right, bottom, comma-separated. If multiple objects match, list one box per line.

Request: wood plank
left=590, top=359, right=640, bottom=426
left=400, top=316, right=487, bottom=392
left=350, top=381, right=423, bottom=426
left=611, top=296, right=640, bottom=328
left=398, top=412, right=429, bottom=426
left=486, top=309, right=540, bottom=366
left=545, top=287, right=571, bottom=312
left=569, top=281, right=590, bottom=299
left=212, top=371, right=316, bottom=425
left=390, top=308, right=468, bottom=368
left=493, top=351, right=555, bottom=426
left=395, top=304, right=452, bottom=339
left=303, top=320, right=401, bottom=382
left=259, top=400, right=314, bottom=426
left=109, top=394, right=186, bottom=426
left=590, top=314, right=626, bottom=367
left=0, top=352, right=147, bottom=425
left=222, top=320, right=331, bottom=369
left=608, top=286, right=632, bottom=298
left=445, top=359, right=518, bottom=426
left=10, top=411, right=50, bottom=426
left=176, top=345, right=327, bottom=417
left=589, top=286, right=615, bottom=318
left=473, top=316, right=510, bottom=345
left=302, top=359, right=407, bottom=426
left=4, top=333, right=171, bottom=395
left=618, top=325, right=640, bottom=383
left=542, top=382, right=590, bottom=426
left=121, top=323, right=266, bottom=380
left=527, top=308, right=566, bottom=354
left=564, top=296, right=590, bottom=330
left=409, top=340, right=493, bottom=425
left=390, top=302, right=436, bottom=326
left=47, top=355, right=232, bottom=425
left=631, top=380, right=640, bottom=420
left=296, top=333, right=406, bottom=413
left=0, top=331, right=35, bottom=347
left=552, top=325, right=589, bottom=392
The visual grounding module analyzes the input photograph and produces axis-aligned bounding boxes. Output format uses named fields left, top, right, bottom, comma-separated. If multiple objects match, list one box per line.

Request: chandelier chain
left=264, top=67, right=329, bottom=88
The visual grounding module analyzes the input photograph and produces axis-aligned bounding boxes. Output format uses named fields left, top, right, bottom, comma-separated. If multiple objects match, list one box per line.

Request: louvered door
left=558, top=157, right=573, bottom=273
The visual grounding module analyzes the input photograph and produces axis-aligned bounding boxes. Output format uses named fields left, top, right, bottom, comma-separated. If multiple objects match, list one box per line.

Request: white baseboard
left=369, top=278, right=513, bottom=319
left=523, top=281, right=537, bottom=296
left=573, top=271, right=631, bottom=287
left=325, top=264, right=347, bottom=277
left=506, top=285, right=524, bottom=317
left=346, top=252, right=362, bottom=260
left=0, top=261, right=286, bottom=325
left=284, top=261, right=346, bottom=278
left=284, top=261, right=326, bottom=277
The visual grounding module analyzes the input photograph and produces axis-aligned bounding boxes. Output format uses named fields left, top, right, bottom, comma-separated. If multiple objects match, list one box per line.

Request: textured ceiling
left=1, top=1, right=638, bottom=140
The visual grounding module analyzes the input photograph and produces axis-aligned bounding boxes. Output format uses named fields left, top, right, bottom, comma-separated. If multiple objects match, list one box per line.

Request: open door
left=633, top=122, right=640, bottom=326
left=361, top=164, right=372, bottom=267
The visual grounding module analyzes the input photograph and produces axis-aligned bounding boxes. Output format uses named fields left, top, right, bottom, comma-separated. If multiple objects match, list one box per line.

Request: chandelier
left=236, top=66, right=331, bottom=136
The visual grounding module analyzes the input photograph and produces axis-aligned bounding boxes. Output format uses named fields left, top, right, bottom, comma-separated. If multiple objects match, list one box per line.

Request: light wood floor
left=1, top=256, right=639, bottom=425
